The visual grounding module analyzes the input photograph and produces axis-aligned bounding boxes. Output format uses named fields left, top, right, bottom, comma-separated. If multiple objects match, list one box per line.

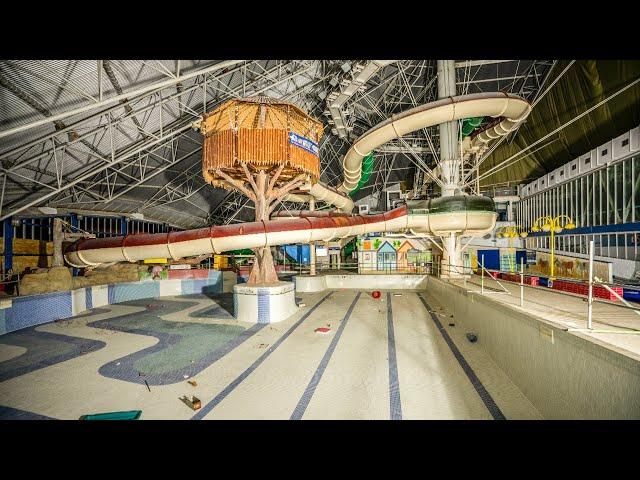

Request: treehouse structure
left=200, top=96, right=323, bottom=284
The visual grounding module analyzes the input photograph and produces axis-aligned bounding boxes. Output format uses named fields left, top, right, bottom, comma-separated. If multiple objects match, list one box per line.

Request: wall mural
left=527, top=251, right=612, bottom=282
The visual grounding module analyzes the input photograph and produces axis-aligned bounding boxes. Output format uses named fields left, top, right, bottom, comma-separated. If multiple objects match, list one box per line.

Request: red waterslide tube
left=64, top=206, right=410, bottom=268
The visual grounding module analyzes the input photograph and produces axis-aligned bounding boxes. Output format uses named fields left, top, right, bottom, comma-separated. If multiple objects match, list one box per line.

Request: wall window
left=634, top=156, right=640, bottom=222
left=623, top=159, right=632, bottom=223
left=616, top=163, right=624, bottom=223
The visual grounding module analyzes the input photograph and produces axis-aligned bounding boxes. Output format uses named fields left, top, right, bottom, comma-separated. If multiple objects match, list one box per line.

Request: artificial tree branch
left=268, top=179, right=305, bottom=215
left=215, top=169, right=256, bottom=203
left=271, top=173, right=307, bottom=199
left=266, top=163, right=286, bottom=197
left=241, top=163, right=259, bottom=194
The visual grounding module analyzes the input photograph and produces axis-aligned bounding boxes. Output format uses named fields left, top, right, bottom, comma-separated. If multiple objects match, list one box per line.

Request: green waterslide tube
left=461, top=117, right=484, bottom=137
left=348, top=152, right=375, bottom=197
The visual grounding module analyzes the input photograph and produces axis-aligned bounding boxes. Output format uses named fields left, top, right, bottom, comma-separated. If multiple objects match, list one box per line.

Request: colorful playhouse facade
left=356, top=235, right=433, bottom=273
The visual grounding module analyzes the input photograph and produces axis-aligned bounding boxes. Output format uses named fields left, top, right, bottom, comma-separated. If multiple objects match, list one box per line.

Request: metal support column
left=309, top=197, right=316, bottom=276
left=3, top=217, right=13, bottom=273
left=587, top=240, right=594, bottom=330
left=437, top=59, right=460, bottom=198
left=70, top=213, right=78, bottom=276
left=52, top=218, right=64, bottom=268
left=520, top=257, right=524, bottom=306
left=437, top=60, right=463, bottom=278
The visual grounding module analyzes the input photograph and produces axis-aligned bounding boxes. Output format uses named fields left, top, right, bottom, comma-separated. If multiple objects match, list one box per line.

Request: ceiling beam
left=0, top=60, right=245, bottom=141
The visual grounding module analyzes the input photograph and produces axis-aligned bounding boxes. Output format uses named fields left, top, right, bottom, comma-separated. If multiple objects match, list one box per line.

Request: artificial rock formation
left=19, top=266, right=73, bottom=296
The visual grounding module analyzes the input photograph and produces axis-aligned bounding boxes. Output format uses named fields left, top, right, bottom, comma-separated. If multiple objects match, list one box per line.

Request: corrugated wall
left=482, top=60, right=640, bottom=186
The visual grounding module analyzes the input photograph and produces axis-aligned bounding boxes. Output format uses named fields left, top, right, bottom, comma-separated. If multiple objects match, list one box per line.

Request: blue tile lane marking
left=290, top=292, right=361, bottom=420
left=417, top=293, right=505, bottom=420
left=0, top=329, right=106, bottom=383
left=191, top=292, right=334, bottom=420
left=387, top=292, right=402, bottom=420
left=0, top=405, right=56, bottom=420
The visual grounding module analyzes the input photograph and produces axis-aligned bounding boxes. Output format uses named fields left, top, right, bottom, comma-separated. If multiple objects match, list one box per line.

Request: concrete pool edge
left=426, top=276, right=640, bottom=419
left=0, top=273, right=229, bottom=335
left=294, top=274, right=430, bottom=292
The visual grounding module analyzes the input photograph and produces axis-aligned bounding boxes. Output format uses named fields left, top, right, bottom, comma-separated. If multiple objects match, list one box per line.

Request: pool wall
left=427, top=276, right=640, bottom=419
left=0, top=270, right=232, bottom=335
left=294, top=274, right=430, bottom=292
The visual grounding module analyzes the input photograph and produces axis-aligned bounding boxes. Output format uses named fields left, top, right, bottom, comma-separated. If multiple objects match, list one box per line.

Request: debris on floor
left=144, top=380, right=151, bottom=392
left=448, top=323, right=455, bottom=327
left=116, top=362, right=121, bottom=366
left=393, top=293, right=402, bottom=297
left=183, top=374, right=190, bottom=379
left=466, top=333, right=478, bottom=343
left=188, top=380, right=198, bottom=387
left=298, top=303, right=306, bottom=307
left=146, top=303, right=167, bottom=310
left=371, top=290, right=381, bottom=299
left=314, top=327, right=332, bottom=334
left=180, top=395, right=202, bottom=411
left=256, top=343, right=269, bottom=349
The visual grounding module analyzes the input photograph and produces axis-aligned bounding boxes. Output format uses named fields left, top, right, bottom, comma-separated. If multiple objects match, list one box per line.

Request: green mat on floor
left=79, top=410, right=142, bottom=420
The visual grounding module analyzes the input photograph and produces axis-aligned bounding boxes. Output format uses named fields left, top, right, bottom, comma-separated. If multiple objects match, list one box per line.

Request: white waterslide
left=64, top=92, right=529, bottom=268
left=64, top=204, right=495, bottom=268
left=294, top=92, right=531, bottom=212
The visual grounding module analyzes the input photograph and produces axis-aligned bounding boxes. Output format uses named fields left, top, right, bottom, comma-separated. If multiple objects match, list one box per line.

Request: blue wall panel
left=108, top=282, right=160, bottom=304
left=477, top=249, right=500, bottom=270
left=206, top=270, right=223, bottom=291
left=0, top=274, right=224, bottom=336
left=5, top=291, right=73, bottom=332
left=181, top=279, right=214, bottom=295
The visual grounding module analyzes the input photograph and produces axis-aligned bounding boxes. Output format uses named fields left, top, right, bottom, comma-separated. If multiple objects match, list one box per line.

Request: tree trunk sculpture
left=216, top=164, right=306, bottom=284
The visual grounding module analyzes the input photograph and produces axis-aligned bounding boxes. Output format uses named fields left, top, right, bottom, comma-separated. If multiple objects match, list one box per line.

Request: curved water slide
left=63, top=92, right=529, bottom=268
left=295, top=92, right=531, bottom=212
left=64, top=199, right=495, bottom=268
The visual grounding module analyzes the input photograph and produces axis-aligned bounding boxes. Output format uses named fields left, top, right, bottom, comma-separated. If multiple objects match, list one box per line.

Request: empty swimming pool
left=0, top=288, right=542, bottom=420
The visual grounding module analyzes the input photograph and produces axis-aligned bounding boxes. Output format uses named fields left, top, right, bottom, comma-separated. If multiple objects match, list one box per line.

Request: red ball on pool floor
left=372, top=291, right=381, bottom=299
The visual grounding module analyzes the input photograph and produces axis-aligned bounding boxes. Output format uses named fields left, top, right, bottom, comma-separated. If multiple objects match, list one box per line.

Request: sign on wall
left=289, top=132, right=319, bottom=156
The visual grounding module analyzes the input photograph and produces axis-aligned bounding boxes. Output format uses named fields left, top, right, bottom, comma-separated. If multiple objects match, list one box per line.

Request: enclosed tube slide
left=339, top=92, right=531, bottom=195
left=286, top=92, right=530, bottom=214
left=64, top=197, right=496, bottom=268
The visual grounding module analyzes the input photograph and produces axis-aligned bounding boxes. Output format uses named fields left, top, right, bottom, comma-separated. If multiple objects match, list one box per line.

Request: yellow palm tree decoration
left=495, top=225, right=528, bottom=271
left=529, top=215, right=577, bottom=279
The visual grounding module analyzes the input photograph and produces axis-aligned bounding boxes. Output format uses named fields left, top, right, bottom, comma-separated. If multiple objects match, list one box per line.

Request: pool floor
left=0, top=290, right=542, bottom=420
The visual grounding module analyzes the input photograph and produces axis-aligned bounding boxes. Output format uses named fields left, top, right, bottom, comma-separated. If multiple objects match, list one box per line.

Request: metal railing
left=434, top=246, right=640, bottom=336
